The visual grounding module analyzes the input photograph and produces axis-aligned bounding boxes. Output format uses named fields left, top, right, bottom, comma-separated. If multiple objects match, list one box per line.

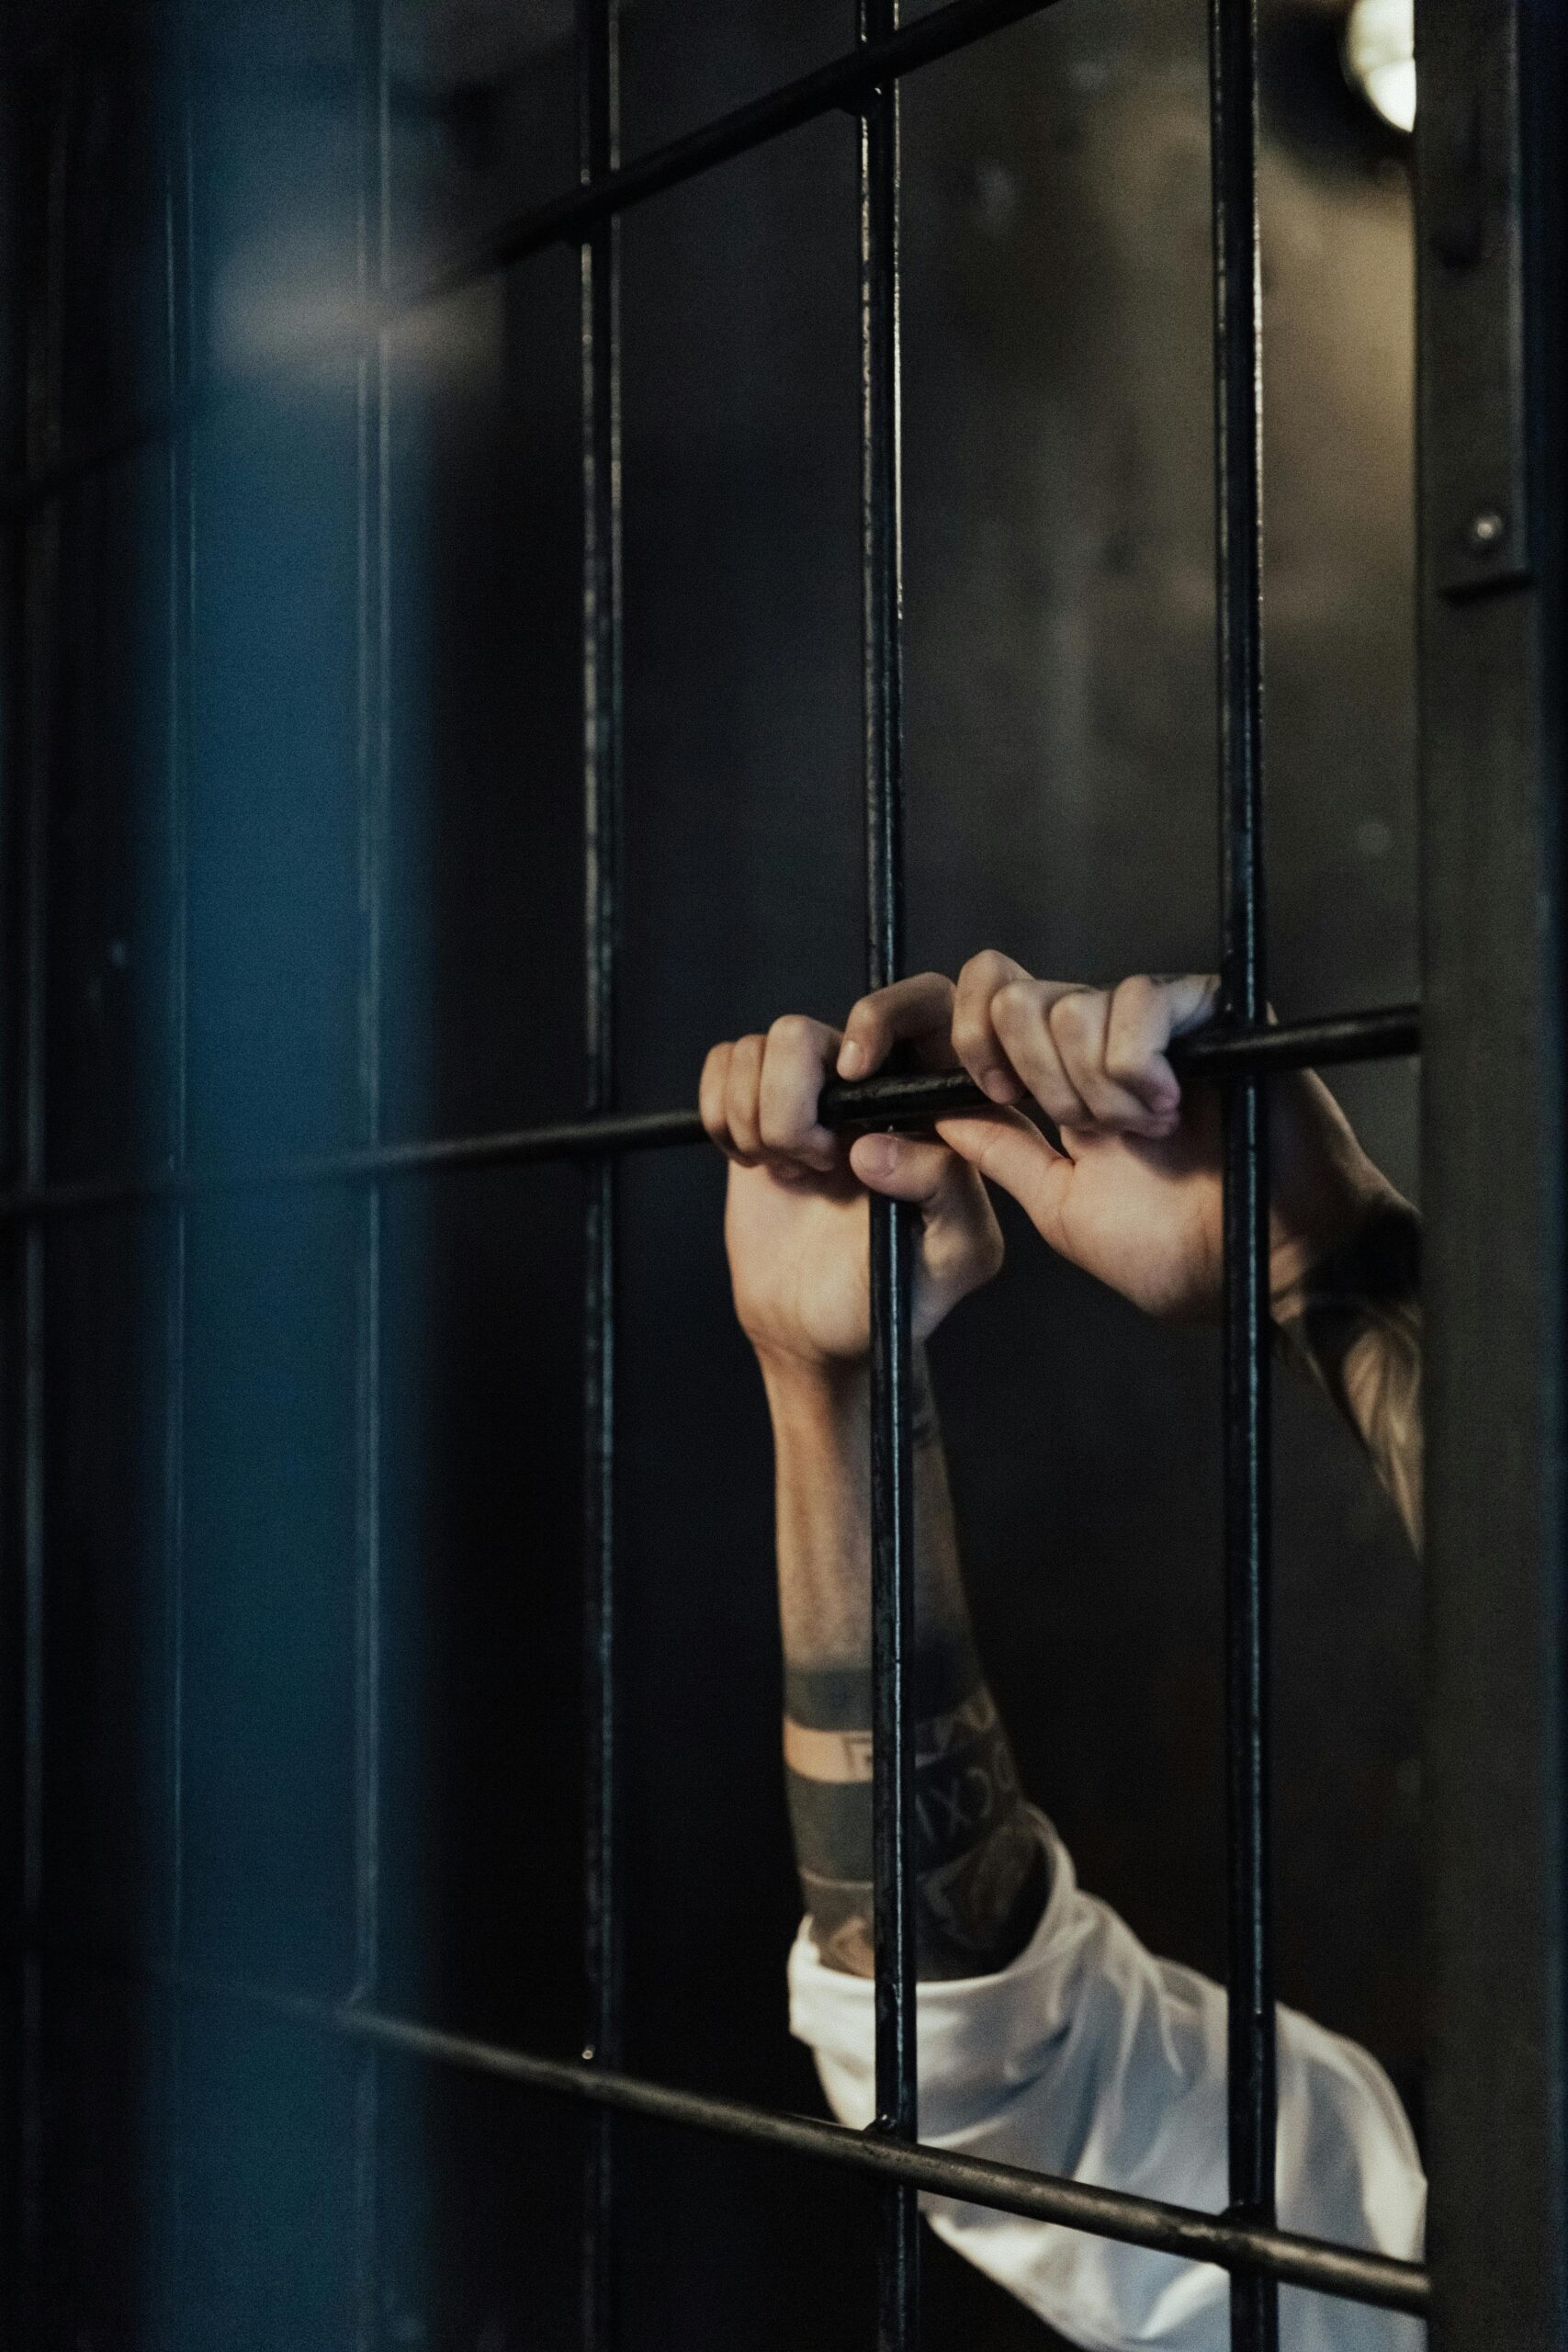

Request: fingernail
left=838, top=1037, right=866, bottom=1077
left=855, top=1134, right=897, bottom=1178
left=980, top=1068, right=1015, bottom=1103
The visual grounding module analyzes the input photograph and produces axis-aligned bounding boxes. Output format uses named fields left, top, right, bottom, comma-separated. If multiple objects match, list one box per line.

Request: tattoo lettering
left=1273, top=1199, right=1423, bottom=1550
left=785, top=1645, right=1046, bottom=1980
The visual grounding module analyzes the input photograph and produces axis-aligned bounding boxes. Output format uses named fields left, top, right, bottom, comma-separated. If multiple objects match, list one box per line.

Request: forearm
left=762, top=1348, right=1045, bottom=1980
left=1272, top=1197, right=1423, bottom=1551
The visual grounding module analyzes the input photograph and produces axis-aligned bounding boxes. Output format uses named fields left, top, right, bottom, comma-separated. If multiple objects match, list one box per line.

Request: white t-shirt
left=788, top=1812, right=1426, bottom=2352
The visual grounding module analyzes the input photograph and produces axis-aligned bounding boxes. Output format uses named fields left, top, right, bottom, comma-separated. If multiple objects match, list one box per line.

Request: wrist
left=1267, top=1074, right=1409, bottom=1314
left=1269, top=1179, right=1417, bottom=1319
left=756, top=1346, right=869, bottom=1435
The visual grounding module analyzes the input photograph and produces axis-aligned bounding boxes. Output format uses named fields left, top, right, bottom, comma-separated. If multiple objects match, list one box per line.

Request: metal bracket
left=1418, top=0, right=1532, bottom=598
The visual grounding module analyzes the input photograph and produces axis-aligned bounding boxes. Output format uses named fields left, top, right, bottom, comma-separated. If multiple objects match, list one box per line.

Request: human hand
left=700, top=980, right=1005, bottom=1374
left=920, top=955, right=1396, bottom=1321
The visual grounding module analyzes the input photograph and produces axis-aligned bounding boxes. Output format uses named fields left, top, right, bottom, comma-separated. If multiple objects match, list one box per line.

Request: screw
left=1467, top=507, right=1506, bottom=552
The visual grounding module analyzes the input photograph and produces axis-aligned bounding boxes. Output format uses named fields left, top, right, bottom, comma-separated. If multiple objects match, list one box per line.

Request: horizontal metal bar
left=0, top=1108, right=705, bottom=1219
left=1, top=0, right=1060, bottom=520
left=0, top=1004, right=1421, bottom=1224
left=407, top=0, right=1056, bottom=305
left=1161, top=1003, right=1417, bottom=1073
left=24, top=1928, right=1426, bottom=2317
left=818, top=1001, right=1419, bottom=1125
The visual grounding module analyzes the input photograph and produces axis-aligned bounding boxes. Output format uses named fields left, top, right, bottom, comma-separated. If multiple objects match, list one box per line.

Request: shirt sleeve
left=787, top=1810, right=1427, bottom=2352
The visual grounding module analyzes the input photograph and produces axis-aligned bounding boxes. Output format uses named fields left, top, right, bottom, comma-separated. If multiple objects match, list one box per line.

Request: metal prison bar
left=0, top=1006, right=1422, bottom=1226
left=579, top=1, right=624, bottom=2347
left=1207, top=0, right=1276, bottom=2346
left=3, top=0, right=1567, bottom=2348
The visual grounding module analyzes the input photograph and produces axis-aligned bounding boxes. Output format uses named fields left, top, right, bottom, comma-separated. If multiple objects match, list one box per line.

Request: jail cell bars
left=6, top=0, right=1565, bottom=2346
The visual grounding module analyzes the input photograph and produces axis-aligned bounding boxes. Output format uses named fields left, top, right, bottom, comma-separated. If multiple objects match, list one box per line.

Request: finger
left=1103, top=973, right=1220, bottom=1129
left=724, top=1032, right=767, bottom=1164
left=852, top=1132, right=1005, bottom=1294
left=853, top=1127, right=1000, bottom=1237
left=700, top=1041, right=739, bottom=1159
left=1045, top=987, right=1161, bottom=1131
left=952, top=950, right=1032, bottom=1103
left=935, top=1109, right=1075, bottom=1245
left=848, top=1131, right=960, bottom=1204
left=759, top=1013, right=841, bottom=1171
left=837, top=971, right=958, bottom=1079
left=989, top=980, right=1094, bottom=1128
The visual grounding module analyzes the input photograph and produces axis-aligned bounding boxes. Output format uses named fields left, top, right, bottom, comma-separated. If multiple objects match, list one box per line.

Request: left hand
left=700, top=979, right=1007, bottom=1373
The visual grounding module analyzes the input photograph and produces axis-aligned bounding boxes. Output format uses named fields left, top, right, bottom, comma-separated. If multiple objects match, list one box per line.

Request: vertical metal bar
left=860, top=7, right=919, bottom=2350
left=580, top=5, right=623, bottom=2347
left=0, top=80, right=22, bottom=2340
left=1417, top=4, right=1568, bottom=2345
left=160, top=24, right=195, bottom=2339
left=1207, top=3, right=1275, bottom=2348
left=351, top=2, right=389, bottom=2342
left=14, top=82, right=70, bottom=2343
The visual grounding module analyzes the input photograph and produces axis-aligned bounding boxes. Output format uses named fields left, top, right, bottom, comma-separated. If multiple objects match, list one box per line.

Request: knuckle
left=990, top=978, right=1038, bottom=1036
left=1048, top=989, right=1094, bottom=1042
left=1103, top=1018, right=1145, bottom=1077
left=767, top=1011, right=813, bottom=1049
left=960, top=948, right=1012, bottom=986
left=758, top=1098, right=804, bottom=1153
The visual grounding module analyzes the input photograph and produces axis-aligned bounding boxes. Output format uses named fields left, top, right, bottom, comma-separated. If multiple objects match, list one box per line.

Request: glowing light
left=1343, top=0, right=1416, bottom=134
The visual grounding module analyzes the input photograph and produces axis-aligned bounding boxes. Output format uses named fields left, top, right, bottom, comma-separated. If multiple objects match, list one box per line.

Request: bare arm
left=767, top=1351, right=1043, bottom=1978
left=701, top=993, right=1045, bottom=1981
left=1271, top=1199, right=1422, bottom=1549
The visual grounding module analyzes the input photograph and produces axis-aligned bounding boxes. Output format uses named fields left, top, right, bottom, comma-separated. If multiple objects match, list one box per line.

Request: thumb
left=935, top=1109, right=1073, bottom=1243
left=849, top=1130, right=995, bottom=1250
left=849, top=1131, right=956, bottom=1205
left=850, top=1131, right=1001, bottom=1295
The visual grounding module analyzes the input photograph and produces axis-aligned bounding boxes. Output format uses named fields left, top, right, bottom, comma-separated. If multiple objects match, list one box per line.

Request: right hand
left=925, top=954, right=1398, bottom=1320
left=700, top=979, right=1007, bottom=1374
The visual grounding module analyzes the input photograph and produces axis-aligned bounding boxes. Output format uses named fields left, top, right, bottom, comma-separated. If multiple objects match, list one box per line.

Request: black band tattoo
left=785, top=1640, right=1046, bottom=1980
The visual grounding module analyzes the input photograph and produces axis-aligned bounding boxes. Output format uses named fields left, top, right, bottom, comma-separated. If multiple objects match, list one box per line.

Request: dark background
left=3, top=1, right=1420, bottom=2345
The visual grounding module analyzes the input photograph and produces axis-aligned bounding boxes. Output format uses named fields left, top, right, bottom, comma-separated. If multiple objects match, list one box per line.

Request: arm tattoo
left=1273, top=1199, right=1423, bottom=1551
left=784, top=1645, right=1045, bottom=1979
